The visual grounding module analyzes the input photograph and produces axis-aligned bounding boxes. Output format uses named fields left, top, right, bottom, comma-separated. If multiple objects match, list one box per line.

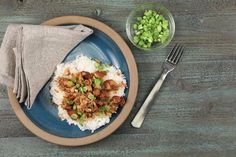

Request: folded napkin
left=0, top=24, right=93, bottom=109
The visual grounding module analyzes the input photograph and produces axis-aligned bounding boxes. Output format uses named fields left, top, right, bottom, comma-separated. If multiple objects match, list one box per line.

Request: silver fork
left=131, top=44, right=185, bottom=128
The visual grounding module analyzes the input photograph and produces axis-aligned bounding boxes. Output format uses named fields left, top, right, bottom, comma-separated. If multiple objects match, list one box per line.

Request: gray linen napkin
left=0, top=24, right=93, bottom=109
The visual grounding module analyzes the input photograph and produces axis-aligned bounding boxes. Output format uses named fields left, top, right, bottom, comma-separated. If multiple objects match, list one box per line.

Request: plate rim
left=7, top=15, right=138, bottom=146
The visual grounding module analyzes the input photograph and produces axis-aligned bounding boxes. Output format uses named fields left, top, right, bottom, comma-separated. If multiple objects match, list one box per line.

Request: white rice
left=50, top=55, right=126, bottom=132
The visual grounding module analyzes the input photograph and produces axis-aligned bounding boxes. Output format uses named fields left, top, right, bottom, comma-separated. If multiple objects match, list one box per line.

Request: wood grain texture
left=1, top=0, right=236, bottom=156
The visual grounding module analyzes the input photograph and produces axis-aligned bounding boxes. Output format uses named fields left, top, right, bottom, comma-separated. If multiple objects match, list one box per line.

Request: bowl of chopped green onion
left=126, top=3, right=175, bottom=51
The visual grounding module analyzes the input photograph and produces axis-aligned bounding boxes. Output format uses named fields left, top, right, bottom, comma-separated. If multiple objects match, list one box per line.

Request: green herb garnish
left=72, top=104, right=77, bottom=110
left=70, top=76, right=77, bottom=83
left=95, top=62, right=104, bottom=71
left=77, top=110, right=83, bottom=116
left=133, top=9, right=170, bottom=48
left=70, top=113, right=78, bottom=120
left=66, top=80, right=75, bottom=87
left=93, top=78, right=102, bottom=88
left=87, top=92, right=96, bottom=100
left=67, top=99, right=74, bottom=105
left=79, top=86, right=87, bottom=93
left=75, top=83, right=80, bottom=89
left=79, top=114, right=86, bottom=125
left=99, top=105, right=110, bottom=112
left=95, top=62, right=109, bottom=71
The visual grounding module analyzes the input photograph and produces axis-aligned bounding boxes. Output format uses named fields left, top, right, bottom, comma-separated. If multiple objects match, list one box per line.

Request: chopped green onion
left=99, top=105, right=110, bottom=112
left=70, top=76, right=77, bottom=83
left=133, top=35, right=139, bottom=44
left=79, top=86, right=87, bottom=93
left=75, top=83, right=80, bottom=89
left=132, top=9, right=170, bottom=48
left=66, top=80, right=75, bottom=87
left=138, top=24, right=143, bottom=30
left=162, top=20, right=169, bottom=29
left=70, top=113, right=78, bottom=120
left=157, top=25, right=162, bottom=32
left=79, top=114, right=86, bottom=125
left=95, top=62, right=109, bottom=72
left=88, top=92, right=96, bottom=100
left=95, top=62, right=104, bottom=71
left=93, top=78, right=102, bottom=88
left=77, top=110, right=83, bottom=116
left=73, top=104, right=77, bottom=110
left=67, top=99, right=74, bottom=105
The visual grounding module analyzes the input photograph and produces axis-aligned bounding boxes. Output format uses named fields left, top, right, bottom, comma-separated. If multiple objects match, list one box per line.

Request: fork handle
left=131, top=69, right=169, bottom=128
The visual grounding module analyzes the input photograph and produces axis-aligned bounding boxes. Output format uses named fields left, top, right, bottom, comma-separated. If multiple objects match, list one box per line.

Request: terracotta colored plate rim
left=7, top=16, right=138, bottom=146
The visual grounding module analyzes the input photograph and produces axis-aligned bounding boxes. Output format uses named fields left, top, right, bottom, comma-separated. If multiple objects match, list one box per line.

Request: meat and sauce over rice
left=50, top=55, right=127, bottom=132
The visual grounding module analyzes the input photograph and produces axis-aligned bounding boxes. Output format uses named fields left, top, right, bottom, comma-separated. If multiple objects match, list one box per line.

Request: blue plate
left=21, top=29, right=130, bottom=138
left=8, top=16, right=138, bottom=146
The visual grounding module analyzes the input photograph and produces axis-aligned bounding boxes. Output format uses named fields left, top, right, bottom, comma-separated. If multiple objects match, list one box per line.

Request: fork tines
left=166, top=44, right=184, bottom=65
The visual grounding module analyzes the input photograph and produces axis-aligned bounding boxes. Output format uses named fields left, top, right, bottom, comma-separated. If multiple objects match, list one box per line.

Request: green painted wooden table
left=1, top=0, right=236, bottom=156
